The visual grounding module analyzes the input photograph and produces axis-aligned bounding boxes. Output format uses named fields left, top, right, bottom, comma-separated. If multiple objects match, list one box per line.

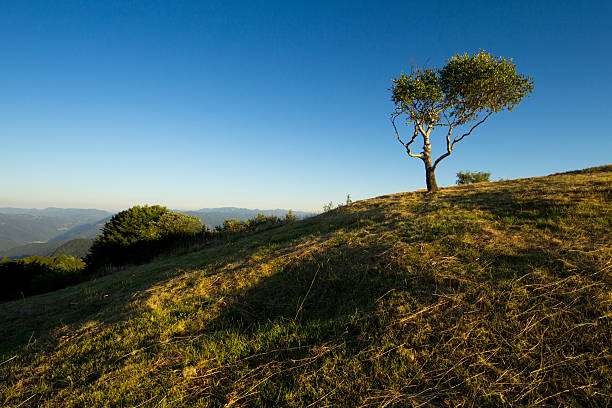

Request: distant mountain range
left=0, top=208, right=112, bottom=252
left=0, top=206, right=315, bottom=259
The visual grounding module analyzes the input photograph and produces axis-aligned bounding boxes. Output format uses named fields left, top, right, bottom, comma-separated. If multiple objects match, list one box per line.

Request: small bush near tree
left=456, top=171, right=491, bottom=185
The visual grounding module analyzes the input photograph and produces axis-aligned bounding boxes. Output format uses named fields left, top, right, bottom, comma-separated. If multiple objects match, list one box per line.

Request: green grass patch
left=1, top=165, right=611, bottom=407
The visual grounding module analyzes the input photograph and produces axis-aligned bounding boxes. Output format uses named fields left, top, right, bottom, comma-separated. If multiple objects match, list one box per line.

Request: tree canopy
left=86, top=205, right=204, bottom=269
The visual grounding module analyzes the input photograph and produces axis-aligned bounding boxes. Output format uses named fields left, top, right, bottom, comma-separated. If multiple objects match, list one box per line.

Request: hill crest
left=1, top=165, right=610, bottom=406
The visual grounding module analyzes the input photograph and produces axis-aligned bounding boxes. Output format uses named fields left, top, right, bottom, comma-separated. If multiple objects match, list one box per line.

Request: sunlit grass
left=1, top=165, right=611, bottom=407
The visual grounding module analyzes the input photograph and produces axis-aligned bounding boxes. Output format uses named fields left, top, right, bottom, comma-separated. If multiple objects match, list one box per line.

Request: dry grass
left=0, top=165, right=611, bottom=407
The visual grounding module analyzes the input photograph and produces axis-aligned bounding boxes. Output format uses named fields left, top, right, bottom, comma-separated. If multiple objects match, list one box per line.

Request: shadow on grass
left=0, top=205, right=389, bottom=357
left=1, top=167, right=610, bottom=406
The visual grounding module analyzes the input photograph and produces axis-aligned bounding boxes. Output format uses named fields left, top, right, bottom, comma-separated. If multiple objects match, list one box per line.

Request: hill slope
left=1, top=166, right=610, bottom=407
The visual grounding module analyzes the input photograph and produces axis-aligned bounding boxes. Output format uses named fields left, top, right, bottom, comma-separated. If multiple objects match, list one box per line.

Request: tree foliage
left=94, top=205, right=169, bottom=247
left=85, top=206, right=289, bottom=271
left=85, top=205, right=204, bottom=270
left=391, top=51, right=533, bottom=192
left=153, top=212, right=203, bottom=236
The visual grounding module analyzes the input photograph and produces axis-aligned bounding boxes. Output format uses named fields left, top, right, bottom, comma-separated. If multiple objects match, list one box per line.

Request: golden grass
left=1, top=165, right=611, bottom=407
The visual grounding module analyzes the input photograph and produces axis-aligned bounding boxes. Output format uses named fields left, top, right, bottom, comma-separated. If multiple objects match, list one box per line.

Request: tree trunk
left=425, top=165, right=438, bottom=193
left=422, top=133, right=438, bottom=192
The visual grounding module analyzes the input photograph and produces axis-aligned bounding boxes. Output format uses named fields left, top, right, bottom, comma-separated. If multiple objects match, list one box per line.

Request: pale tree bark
left=392, top=109, right=493, bottom=193
left=421, top=129, right=438, bottom=192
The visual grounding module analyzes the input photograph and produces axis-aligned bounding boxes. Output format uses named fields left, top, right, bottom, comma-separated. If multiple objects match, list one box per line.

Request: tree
left=93, top=205, right=169, bottom=247
left=390, top=51, right=533, bottom=192
left=86, top=205, right=169, bottom=268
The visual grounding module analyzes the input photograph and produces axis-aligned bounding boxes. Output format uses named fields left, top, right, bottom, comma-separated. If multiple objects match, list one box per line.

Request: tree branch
left=451, top=112, right=492, bottom=148
left=391, top=112, right=425, bottom=160
left=432, top=111, right=492, bottom=170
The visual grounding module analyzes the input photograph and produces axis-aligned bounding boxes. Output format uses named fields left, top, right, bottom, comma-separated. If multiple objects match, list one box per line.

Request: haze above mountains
left=0, top=206, right=314, bottom=259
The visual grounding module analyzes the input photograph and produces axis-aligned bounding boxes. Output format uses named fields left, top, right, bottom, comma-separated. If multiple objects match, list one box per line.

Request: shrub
left=245, top=213, right=281, bottom=230
left=223, top=219, right=247, bottom=233
left=456, top=171, right=491, bottom=185
left=285, top=210, right=298, bottom=223
left=0, top=255, right=85, bottom=302
left=221, top=214, right=282, bottom=234
left=85, top=206, right=288, bottom=273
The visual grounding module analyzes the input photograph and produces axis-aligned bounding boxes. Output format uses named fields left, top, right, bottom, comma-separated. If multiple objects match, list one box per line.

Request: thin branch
left=451, top=112, right=493, bottom=148
left=432, top=111, right=492, bottom=170
left=391, top=112, right=424, bottom=159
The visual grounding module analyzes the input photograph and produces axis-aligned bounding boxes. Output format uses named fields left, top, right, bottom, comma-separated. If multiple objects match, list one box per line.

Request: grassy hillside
left=1, top=166, right=610, bottom=407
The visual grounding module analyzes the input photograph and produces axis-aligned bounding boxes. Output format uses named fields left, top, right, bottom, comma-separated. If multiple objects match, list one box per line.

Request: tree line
left=1, top=205, right=299, bottom=302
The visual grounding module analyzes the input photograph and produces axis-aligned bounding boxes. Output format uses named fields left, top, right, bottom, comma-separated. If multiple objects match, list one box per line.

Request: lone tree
left=390, top=51, right=533, bottom=192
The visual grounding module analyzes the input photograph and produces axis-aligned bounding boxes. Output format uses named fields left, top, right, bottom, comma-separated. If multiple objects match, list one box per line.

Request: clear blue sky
left=1, top=1, right=610, bottom=212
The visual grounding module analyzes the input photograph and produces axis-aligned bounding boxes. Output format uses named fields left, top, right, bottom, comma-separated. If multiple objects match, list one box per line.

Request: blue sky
left=1, top=1, right=610, bottom=212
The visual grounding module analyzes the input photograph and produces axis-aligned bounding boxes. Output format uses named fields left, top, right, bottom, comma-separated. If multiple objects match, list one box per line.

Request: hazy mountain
left=0, top=240, right=69, bottom=259
left=0, top=235, right=21, bottom=252
left=50, top=217, right=110, bottom=242
left=0, top=207, right=110, bottom=220
left=0, top=238, right=95, bottom=260
left=0, top=214, right=74, bottom=247
left=0, top=208, right=111, bottom=252
left=49, top=238, right=95, bottom=259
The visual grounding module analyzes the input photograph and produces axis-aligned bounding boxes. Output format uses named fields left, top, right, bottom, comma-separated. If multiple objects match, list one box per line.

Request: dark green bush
left=86, top=205, right=187, bottom=270
left=0, top=255, right=85, bottom=302
left=245, top=213, right=281, bottom=230
left=221, top=214, right=282, bottom=233
left=86, top=207, right=291, bottom=274
left=456, top=170, right=491, bottom=185
left=153, top=212, right=203, bottom=235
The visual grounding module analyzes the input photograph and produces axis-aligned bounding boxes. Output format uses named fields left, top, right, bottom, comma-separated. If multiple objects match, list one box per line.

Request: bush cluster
left=456, top=171, right=491, bottom=185
left=1, top=205, right=302, bottom=302
left=218, top=213, right=282, bottom=233
left=85, top=206, right=298, bottom=274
